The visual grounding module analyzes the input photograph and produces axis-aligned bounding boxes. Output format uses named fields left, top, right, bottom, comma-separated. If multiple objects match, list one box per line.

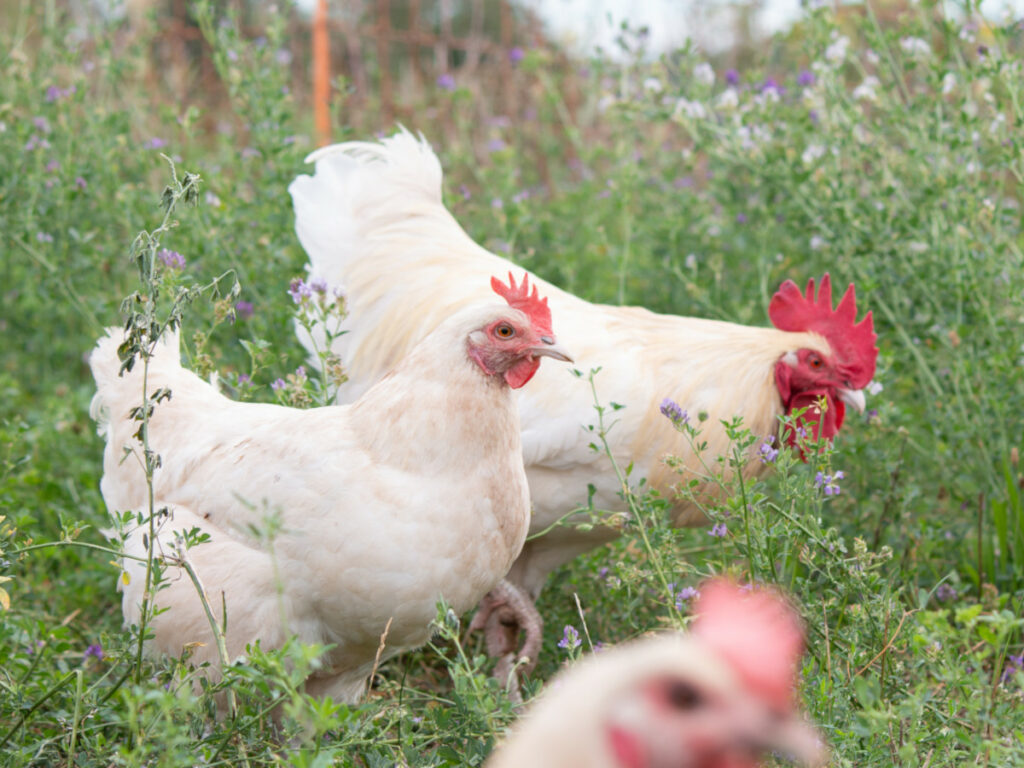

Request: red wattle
left=504, top=357, right=540, bottom=389
left=775, top=362, right=845, bottom=452
left=606, top=724, right=648, bottom=768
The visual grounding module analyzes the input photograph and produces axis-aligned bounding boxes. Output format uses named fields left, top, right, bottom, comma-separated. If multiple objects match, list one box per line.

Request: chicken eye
left=495, top=324, right=515, bottom=339
left=665, top=680, right=703, bottom=711
left=809, top=355, right=823, bottom=369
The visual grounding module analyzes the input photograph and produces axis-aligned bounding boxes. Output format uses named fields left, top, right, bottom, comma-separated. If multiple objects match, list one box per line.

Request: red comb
left=490, top=272, right=554, bottom=336
left=692, top=579, right=804, bottom=711
left=769, top=274, right=878, bottom=388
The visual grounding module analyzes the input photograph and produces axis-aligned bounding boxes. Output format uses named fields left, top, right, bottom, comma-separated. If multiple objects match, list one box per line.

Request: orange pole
left=313, top=0, right=330, bottom=147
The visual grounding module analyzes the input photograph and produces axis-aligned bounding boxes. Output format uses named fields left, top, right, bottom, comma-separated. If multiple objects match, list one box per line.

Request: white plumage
left=90, top=295, right=567, bottom=700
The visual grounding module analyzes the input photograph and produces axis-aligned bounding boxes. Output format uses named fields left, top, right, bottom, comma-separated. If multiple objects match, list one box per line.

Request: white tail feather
left=289, top=127, right=444, bottom=287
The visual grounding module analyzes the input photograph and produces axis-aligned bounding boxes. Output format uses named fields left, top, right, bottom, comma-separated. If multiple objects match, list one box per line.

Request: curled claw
left=466, top=580, right=544, bottom=701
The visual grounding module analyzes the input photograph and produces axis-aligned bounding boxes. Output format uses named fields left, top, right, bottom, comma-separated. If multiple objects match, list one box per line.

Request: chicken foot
left=467, top=579, right=542, bottom=701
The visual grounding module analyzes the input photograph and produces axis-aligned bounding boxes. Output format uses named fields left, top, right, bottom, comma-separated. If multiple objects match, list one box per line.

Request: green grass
left=1, top=1, right=1023, bottom=765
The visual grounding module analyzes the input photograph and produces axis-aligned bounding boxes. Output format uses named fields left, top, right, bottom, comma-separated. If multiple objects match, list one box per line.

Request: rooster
left=289, top=130, right=878, bottom=667
left=89, top=274, right=571, bottom=701
left=486, top=580, right=825, bottom=768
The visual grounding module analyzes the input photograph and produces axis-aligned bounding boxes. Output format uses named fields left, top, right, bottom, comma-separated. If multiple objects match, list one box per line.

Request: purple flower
left=758, top=438, right=779, bottom=463
left=708, top=522, right=728, bottom=538
left=241, top=146, right=260, bottom=159
left=32, top=116, right=51, bottom=133
left=866, top=408, right=879, bottom=422
left=815, top=470, right=843, bottom=496
left=557, top=624, right=582, bottom=650
left=598, top=567, right=609, bottom=579
left=146, top=137, right=168, bottom=150
left=234, top=300, right=254, bottom=320
left=36, top=232, right=54, bottom=243
left=725, top=69, right=740, bottom=85
left=45, top=84, right=75, bottom=102
left=157, top=248, right=185, bottom=269
left=271, top=378, right=286, bottom=391
left=735, top=212, right=747, bottom=224
left=24, top=135, right=51, bottom=151
left=509, top=46, right=525, bottom=64
left=310, top=277, right=328, bottom=294
left=226, top=49, right=239, bottom=62
left=1001, top=653, right=1023, bottom=684
left=237, top=373, right=251, bottom=386
left=46, top=160, right=60, bottom=173
left=674, top=586, right=699, bottom=610
left=935, top=583, right=957, bottom=602
left=75, top=176, right=87, bottom=190
left=491, top=197, right=503, bottom=210
left=84, top=643, right=103, bottom=661
left=659, top=397, right=687, bottom=426
left=275, top=48, right=293, bottom=65
left=288, top=278, right=313, bottom=303
left=459, top=184, right=471, bottom=200
left=487, top=138, right=507, bottom=153
left=436, top=73, right=456, bottom=91
left=761, top=77, right=785, bottom=95
left=673, top=176, right=693, bottom=189
left=797, top=70, right=815, bottom=87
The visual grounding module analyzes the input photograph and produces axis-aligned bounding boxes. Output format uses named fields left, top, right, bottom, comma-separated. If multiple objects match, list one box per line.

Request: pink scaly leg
left=467, top=579, right=543, bottom=701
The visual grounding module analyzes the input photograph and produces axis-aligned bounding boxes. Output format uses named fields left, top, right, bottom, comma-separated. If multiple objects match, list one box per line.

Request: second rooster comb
left=768, top=273, right=878, bottom=388
left=490, top=272, right=554, bottom=336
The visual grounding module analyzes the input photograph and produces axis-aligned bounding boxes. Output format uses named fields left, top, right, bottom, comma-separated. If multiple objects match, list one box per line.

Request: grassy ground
left=1, top=1, right=1023, bottom=765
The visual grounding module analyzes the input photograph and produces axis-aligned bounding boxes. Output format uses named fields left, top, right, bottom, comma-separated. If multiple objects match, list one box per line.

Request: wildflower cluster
left=659, top=397, right=688, bottom=427
left=557, top=624, right=582, bottom=651
left=814, top=470, right=844, bottom=497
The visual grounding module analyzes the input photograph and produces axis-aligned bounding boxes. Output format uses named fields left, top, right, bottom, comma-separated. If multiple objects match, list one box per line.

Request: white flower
left=736, top=123, right=770, bottom=150
left=810, top=235, right=827, bottom=251
left=907, top=241, right=928, bottom=254
left=865, top=49, right=880, bottom=65
left=900, top=36, right=931, bottom=58
left=674, top=98, right=707, bottom=119
left=802, top=143, right=825, bottom=165
left=990, top=112, right=1006, bottom=134
left=685, top=253, right=698, bottom=269
left=693, top=63, right=715, bottom=86
left=825, top=34, right=849, bottom=64
left=643, top=77, right=663, bottom=93
left=716, top=87, right=739, bottom=110
left=941, top=72, right=957, bottom=95
left=852, top=75, right=880, bottom=101
left=597, top=93, right=616, bottom=112
left=867, top=380, right=883, bottom=396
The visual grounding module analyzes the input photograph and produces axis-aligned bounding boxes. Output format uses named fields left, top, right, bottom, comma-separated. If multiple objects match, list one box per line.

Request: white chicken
left=289, top=130, right=877, bottom=667
left=486, top=580, right=825, bottom=768
left=89, top=274, right=571, bottom=701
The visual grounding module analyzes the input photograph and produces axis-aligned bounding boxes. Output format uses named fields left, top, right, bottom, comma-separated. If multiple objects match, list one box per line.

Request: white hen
left=90, top=275, right=571, bottom=701
left=487, top=580, right=825, bottom=768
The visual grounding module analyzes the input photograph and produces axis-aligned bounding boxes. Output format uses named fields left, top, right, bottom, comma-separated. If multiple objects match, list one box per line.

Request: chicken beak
left=837, top=387, right=866, bottom=413
left=762, top=718, right=829, bottom=767
left=531, top=336, right=574, bottom=363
